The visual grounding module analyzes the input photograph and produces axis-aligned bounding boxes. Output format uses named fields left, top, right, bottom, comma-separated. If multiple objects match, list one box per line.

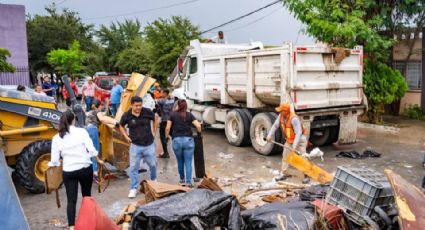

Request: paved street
left=16, top=118, right=425, bottom=229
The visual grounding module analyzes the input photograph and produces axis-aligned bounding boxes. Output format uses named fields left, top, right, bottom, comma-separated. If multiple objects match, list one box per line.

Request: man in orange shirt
left=267, top=103, right=310, bottom=184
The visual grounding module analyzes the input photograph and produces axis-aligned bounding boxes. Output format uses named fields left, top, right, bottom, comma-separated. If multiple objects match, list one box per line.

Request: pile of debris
left=114, top=167, right=423, bottom=230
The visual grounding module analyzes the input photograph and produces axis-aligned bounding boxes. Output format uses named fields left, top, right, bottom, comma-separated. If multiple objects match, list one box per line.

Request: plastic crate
left=326, top=166, right=394, bottom=225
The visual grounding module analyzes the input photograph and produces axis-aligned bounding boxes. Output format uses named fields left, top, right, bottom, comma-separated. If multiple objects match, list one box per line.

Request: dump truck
left=0, top=73, right=155, bottom=193
left=170, top=40, right=367, bottom=155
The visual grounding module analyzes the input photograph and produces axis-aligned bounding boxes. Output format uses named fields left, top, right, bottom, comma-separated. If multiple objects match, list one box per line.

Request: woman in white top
left=48, top=110, right=104, bottom=229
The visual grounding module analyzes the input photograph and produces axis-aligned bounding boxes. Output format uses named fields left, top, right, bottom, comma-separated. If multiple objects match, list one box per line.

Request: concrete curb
left=358, top=122, right=400, bottom=133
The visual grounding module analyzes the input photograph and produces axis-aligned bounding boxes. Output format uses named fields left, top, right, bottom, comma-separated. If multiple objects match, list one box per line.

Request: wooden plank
left=286, top=151, right=333, bottom=184
left=384, top=170, right=425, bottom=230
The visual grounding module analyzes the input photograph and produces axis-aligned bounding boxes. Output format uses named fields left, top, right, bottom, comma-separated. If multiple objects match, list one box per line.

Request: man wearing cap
left=266, top=103, right=310, bottom=184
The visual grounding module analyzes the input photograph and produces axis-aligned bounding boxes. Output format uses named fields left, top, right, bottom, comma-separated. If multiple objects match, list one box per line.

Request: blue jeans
left=111, top=103, right=119, bottom=116
left=129, top=143, right=157, bottom=189
left=85, top=96, right=94, bottom=112
left=86, top=125, right=100, bottom=173
left=172, top=137, right=195, bottom=184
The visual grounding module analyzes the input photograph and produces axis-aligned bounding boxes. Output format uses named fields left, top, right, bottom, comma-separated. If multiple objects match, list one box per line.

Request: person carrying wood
left=266, top=103, right=310, bottom=184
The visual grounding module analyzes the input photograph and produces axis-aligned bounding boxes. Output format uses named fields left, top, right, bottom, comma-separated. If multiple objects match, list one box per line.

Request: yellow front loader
left=0, top=73, right=155, bottom=193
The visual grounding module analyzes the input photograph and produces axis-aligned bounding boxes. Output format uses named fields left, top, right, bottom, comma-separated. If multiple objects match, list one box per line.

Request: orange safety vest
left=280, top=112, right=306, bottom=144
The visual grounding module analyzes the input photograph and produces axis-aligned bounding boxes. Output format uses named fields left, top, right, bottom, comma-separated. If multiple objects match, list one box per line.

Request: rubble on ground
left=114, top=166, right=418, bottom=230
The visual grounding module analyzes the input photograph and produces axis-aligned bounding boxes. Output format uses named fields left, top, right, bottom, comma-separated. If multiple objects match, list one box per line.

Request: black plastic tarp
left=131, top=189, right=243, bottom=230
left=241, top=201, right=315, bottom=230
left=299, top=184, right=330, bottom=201
left=0, top=150, right=29, bottom=230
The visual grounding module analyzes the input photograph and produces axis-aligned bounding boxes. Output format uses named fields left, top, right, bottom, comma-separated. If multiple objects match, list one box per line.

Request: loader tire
left=250, top=112, right=282, bottom=156
left=224, top=109, right=251, bottom=146
left=16, top=140, right=51, bottom=194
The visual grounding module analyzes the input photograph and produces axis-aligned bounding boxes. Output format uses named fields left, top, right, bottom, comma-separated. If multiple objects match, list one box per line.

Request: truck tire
left=250, top=112, right=282, bottom=156
left=224, top=109, right=250, bottom=146
left=16, top=140, right=51, bottom=194
left=309, top=127, right=330, bottom=146
left=326, top=126, right=339, bottom=145
left=240, top=108, right=253, bottom=145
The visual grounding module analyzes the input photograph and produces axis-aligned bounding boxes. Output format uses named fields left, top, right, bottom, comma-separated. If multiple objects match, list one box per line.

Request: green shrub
left=363, top=60, right=408, bottom=124
left=404, top=104, right=425, bottom=120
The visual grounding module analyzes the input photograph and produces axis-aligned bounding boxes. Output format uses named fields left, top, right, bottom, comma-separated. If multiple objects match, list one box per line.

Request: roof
left=0, top=86, right=56, bottom=104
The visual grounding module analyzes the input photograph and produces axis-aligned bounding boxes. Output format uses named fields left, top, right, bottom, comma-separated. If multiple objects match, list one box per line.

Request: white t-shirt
left=49, top=126, right=98, bottom=172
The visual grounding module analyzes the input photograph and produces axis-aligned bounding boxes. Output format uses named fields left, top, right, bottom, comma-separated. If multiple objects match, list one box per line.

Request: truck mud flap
left=193, top=134, right=206, bottom=179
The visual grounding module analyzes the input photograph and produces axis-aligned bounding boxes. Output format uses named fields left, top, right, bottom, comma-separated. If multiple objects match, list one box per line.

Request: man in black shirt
left=119, top=96, right=158, bottom=198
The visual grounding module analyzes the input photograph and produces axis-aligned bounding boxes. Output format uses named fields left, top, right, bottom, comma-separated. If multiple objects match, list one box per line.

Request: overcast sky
left=1, top=0, right=313, bottom=45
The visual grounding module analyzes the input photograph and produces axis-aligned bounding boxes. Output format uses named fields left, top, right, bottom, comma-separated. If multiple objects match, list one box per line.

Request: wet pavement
left=16, top=118, right=425, bottom=229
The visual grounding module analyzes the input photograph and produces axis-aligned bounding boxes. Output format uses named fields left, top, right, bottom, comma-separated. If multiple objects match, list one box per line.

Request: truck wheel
left=16, top=140, right=51, bottom=194
left=309, top=127, right=330, bottom=146
left=326, top=126, right=339, bottom=145
left=250, top=112, right=282, bottom=156
left=224, top=109, right=250, bottom=146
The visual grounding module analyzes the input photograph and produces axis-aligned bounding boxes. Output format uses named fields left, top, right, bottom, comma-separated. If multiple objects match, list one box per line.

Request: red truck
left=94, top=75, right=129, bottom=105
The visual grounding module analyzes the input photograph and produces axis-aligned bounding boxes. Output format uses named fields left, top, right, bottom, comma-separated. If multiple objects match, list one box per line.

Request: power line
left=200, top=0, right=281, bottom=34
left=84, top=0, right=201, bottom=20
left=224, top=6, right=282, bottom=33
left=56, top=0, right=67, bottom=6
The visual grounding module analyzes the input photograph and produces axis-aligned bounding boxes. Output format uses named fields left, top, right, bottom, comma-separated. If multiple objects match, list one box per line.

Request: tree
left=96, top=19, right=143, bottom=71
left=47, top=41, right=86, bottom=76
left=0, top=48, right=15, bottom=73
left=115, top=38, right=150, bottom=74
left=144, top=16, right=200, bottom=84
left=282, top=0, right=412, bottom=123
left=363, top=60, right=407, bottom=123
left=27, top=5, right=94, bottom=73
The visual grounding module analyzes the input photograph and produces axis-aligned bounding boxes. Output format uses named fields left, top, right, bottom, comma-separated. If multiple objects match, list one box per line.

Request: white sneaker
left=128, top=189, right=137, bottom=198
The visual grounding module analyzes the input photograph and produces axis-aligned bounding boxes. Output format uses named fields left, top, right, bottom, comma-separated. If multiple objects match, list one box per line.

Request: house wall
left=0, top=4, right=30, bottom=86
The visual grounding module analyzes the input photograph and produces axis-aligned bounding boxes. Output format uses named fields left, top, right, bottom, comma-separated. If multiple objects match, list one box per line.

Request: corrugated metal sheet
left=0, top=66, right=30, bottom=86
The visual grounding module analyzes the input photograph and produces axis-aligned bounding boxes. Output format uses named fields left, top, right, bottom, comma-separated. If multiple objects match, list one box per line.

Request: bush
left=403, top=104, right=425, bottom=120
left=363, top=60, right=408, bottom=124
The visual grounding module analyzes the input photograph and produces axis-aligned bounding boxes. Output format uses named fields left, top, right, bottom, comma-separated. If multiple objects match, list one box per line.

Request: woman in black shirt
left=166, top=100, right=202, bottom=186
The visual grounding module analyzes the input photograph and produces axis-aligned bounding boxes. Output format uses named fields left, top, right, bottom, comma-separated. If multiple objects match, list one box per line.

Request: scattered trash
left=241, top=201, right=315, bottom=230
left=261, top=194, right=286, bottom=203
left=140, top=180, right=190, bottom=203
left=49, top=218, right=67, bottom=228
left=362, top=150, right=382, bottom=158
left=269, top=169, right=280, bottom=176
left=336, top=150, right=362, bottom=159
left=247, top=182, right=262, bottom=190
left=312, top=199, right=347, bottom=230
left=403, top=164, right=413, bottom=168
left=336, top=150, right=382, bottom=159
left=302, top=147, right=324, bottom=161
left=131, top=189, right=243, bottom=229
left=197, top=177, right=222, bottom=191
left=115, top=203, right=137, bottom=225
left=299, top=184, right=329, bottom=201
left=218, top=152, right=234, bottom=159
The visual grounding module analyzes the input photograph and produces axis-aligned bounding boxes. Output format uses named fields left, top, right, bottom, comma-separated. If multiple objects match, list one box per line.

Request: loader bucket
left=115, top=72, right=156, bottom=121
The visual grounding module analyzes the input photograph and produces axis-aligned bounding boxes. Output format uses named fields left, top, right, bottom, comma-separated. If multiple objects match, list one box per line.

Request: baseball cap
left=275, top=103, right=291, bottom=113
